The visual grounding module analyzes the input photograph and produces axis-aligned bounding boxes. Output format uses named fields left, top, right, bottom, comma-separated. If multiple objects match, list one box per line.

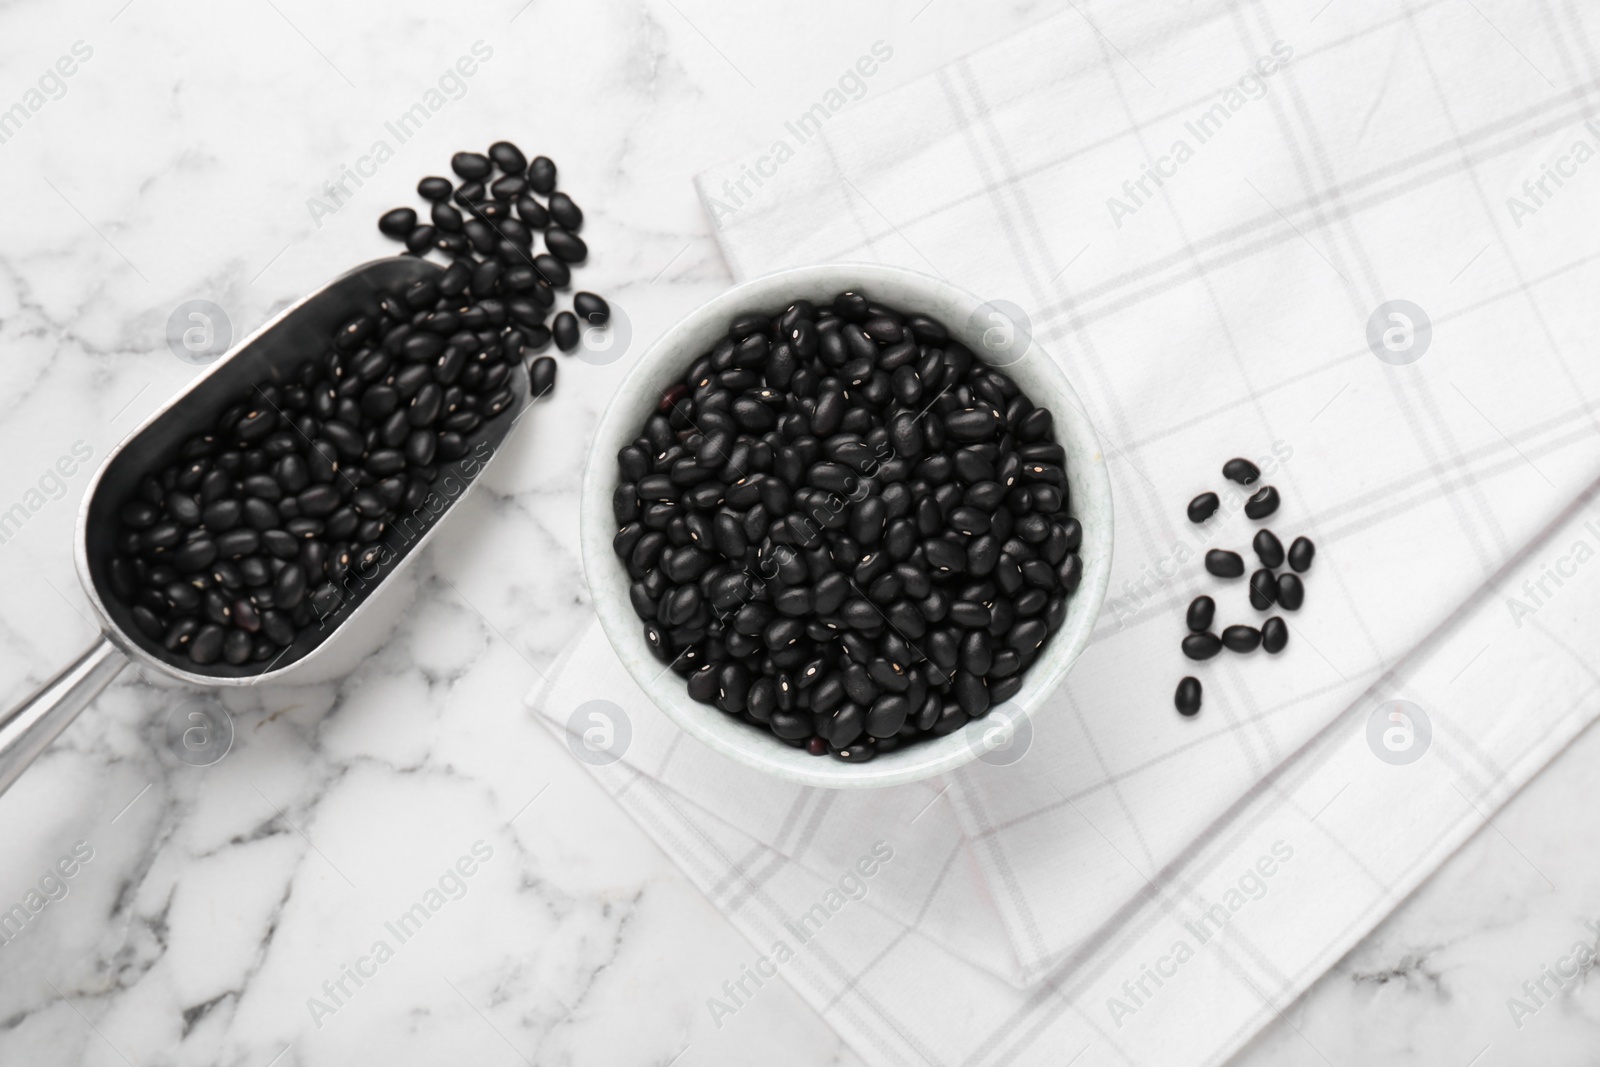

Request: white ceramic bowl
left=581, top=263, right=1113, bottom=788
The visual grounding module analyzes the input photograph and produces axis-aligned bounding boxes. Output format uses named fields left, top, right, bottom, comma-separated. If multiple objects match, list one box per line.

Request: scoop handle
left=0, top=636, right=127, bottom=797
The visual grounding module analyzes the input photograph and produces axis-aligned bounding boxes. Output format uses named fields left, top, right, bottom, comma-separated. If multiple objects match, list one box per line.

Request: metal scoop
left=0, top=256, right=529, bottom=795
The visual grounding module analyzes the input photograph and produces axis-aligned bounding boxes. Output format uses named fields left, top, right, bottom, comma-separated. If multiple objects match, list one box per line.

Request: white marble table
left=0, top=2, right=1593, bottom=1064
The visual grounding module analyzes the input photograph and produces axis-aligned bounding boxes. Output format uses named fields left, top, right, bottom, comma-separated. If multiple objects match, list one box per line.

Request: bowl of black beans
left=584, top=264, right=1113, bottom=787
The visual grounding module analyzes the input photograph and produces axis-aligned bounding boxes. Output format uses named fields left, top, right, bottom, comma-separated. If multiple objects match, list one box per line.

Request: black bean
left=452, top=151, right=492, bottom=179
left=1174, top=676, right=1202, bottom=716
left=967, top=535, right=999, bottom=576
left=263, top=530, right=299, bottom=560
left=866, top=694, right=909, bottom=737
left=309, top=583, right=343, bottom=617
left=945, top=408, right=997, bottom=442
left=162, top=616, right=199, bottom=651
left=529, top=355, right=558, bottom=398
left=172, top=538, right=217, bottom=573
left=1187, top=491, right=1219, bottom=524
left=960, top=630, right=992, bottom=674
left=217, top=629, right=250, bottom=665
left=1222, top=458, right=1260, bottom=484
left=953, top=671, right=989, bottom=716
left=1248, top=569, right=1277, bottom=610
left=239, top=498, right=274, bottom=531
left=1205, top=549, right=1245, bottom=578
left=553, top=311, right=579, bottom=352
left=259, top=609, right=294, bottom=646
left=949, top=600, right=990, bottom=629
left=548, top=191, right=583, bottom=231
left=109, top=558, right=141, bottom=599
left=526, top=155, right=557, bottom=194
left=769, top=707, right=814, bottom=741
left=1182, top=632, right=1222, bottom=660
left=1287, top=536, right=1315, bottom=573
left=929, top=704, right=968, bottom=737
left=378, top=207, right=417, bottom=238
left=164, top=582, right=201, bottom=612
left=215, top=528, right=261, bottom=558
left=1276, top=573, right=1305, bottom=610
left=1187, top=595, right=1214, bottom=633
left=394, top=200, right=431, bottom=241
left=1244, top=485, right=1280, bottom=519
left=516, top=195, right=550, bottom=228
left=1222, top=624, right=1261, bottom=652
left=131, top=606, right=163, bottom=640
left=1006, top=619, right=1047, bottom=653
left=239, top=556, right=272, bottom=587
left=120, top=500, right=159, bottom=529
left=485, top=140, right=526, bottom=175
left=574, top=291, right=609, bottom=325
left=189, top=624, right=225, bottom=665
left=490, top=175, right=526, bottom=201
left=417, top=176, right=452, bottom=201
left=535, top=254, right=571, bottom=288
left=408, top=384, right=443, bottom=427
left=164, top=491, right=201, bottom=527
left=1261, top=616, right=1289, bottom=653
left=242, top=473, right=280, bottom=501
left=544, top=227, right=588, bottom=263
left=430, top=201, right=463, bottom=233
left=277, top=455, right=309, bottom=494
left=322, top=421, right=364, bottom=460
left=1252, top=529, right=1284, bottom=568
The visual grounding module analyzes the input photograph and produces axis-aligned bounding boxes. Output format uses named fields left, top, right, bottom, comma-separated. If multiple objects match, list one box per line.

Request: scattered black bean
left=1222, top=458, right=1260, bottom=484
left=1178, top=463, right=1311, bottom=700
left=616, top=292, right=1079, bottom=761
left=545, top=227, right=587, bottom=263
left=1205, top=549, right=1245, bottom=578
left=488, top=140, right=528, bottom=175
left=378, top=207, right=417, bottom=238
left=1174, top=676, right=1202, bottom=716
left=451, top=151, right=492, bottom=180
left=377, top=140, right=608, bottom=372
left=1244, top=485, right=1280, bottom=519
left=574, top=291, right=609, bottom=324
left=1252, top=528, right=1284, bottom=568
left=1261, top=616, right=1288, bottom=653
left=527, top=155, right=557, bottom=194
left=1221, top=624, right=1261, bottom=652
left=1187, top=491, right=1219, bottom=523
left=553, top=311, right=579, bottom=352
left=1288, top=536, right=1315, bottom=572
left=529, top=356, right=557, bottom=398
left=548, top=192, right=583, bottom=231
left=1248, top=568, right=1277, bottom=610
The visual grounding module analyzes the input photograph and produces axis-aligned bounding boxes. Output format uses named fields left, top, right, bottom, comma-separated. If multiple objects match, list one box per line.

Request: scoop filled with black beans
left=98, top=140, right=585, bottom=675
left=103, top=265, right=546, bottom=672
left=0, top=141, right=596, bottom=803
left=611, top=290, right=1084, bottom=764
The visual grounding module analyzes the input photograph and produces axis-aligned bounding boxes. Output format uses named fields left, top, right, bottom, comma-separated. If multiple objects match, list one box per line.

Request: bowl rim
left=580, top=262, right=1114, bottom=788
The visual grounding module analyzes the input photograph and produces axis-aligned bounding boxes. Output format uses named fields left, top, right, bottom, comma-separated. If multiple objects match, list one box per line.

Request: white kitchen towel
left=532, top=486, right=1600, bottom=1065
left=533, top=1, right=1600, bottom=1063
left=686, top=0, right=1600, bottom=982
